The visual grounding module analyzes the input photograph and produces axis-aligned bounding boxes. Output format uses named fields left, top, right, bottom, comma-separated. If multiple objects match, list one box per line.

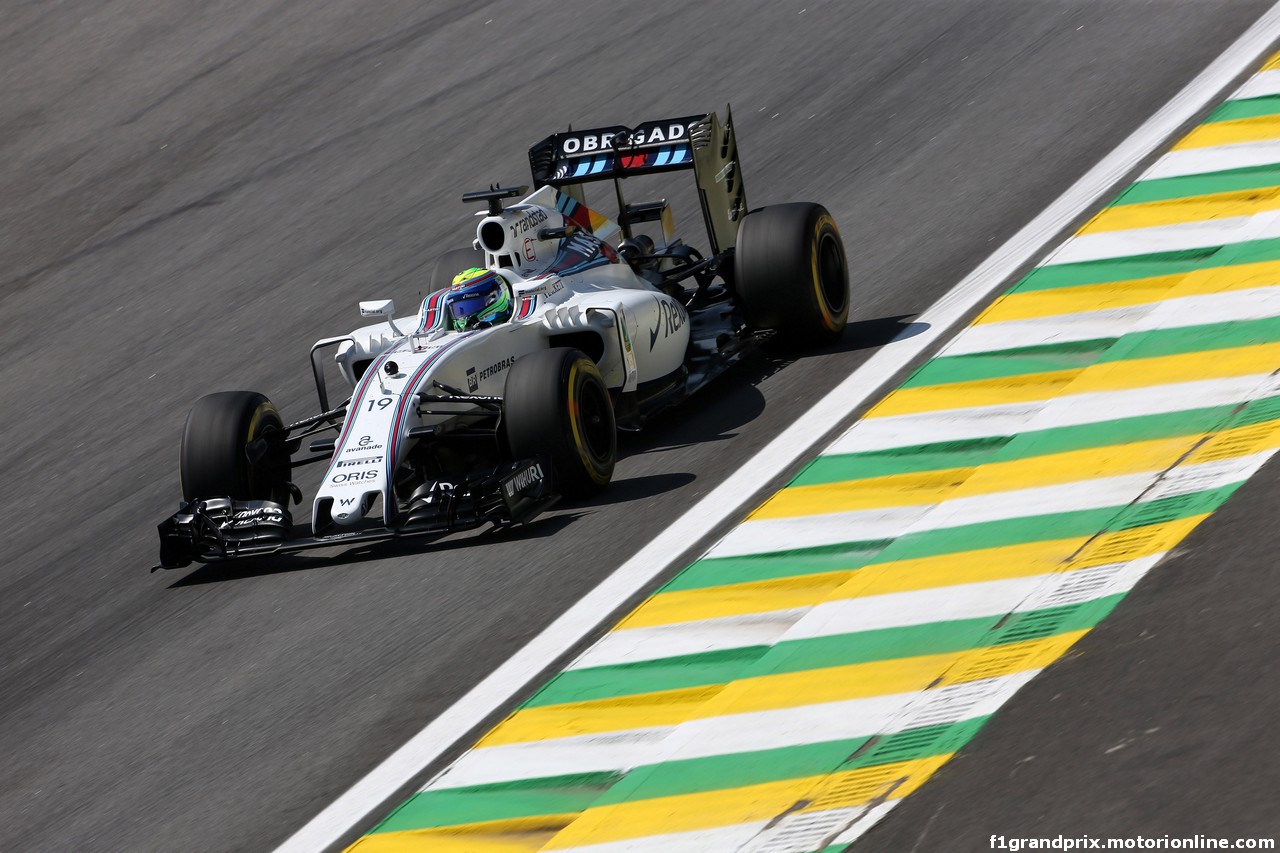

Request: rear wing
left=528, top=108, right=747, bottom=254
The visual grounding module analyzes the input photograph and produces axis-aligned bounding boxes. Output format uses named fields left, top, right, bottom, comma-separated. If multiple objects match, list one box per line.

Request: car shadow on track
left=630, top=313, right=921, bottom=453
left=563, top=471, right=698, bottom=508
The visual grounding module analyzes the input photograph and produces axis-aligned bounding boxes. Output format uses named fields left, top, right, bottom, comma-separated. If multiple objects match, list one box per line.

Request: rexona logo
left=503, top=462, right=545, bottom=498
left=478, top=356, right=516, bottom=383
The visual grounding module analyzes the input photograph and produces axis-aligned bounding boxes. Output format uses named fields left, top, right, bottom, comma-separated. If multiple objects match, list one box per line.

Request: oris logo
left=331, top=470, right=379, bottom=485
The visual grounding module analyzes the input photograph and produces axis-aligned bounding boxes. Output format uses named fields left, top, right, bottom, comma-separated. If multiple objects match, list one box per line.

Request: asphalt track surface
left=2, top=2, right=1278, bottom=851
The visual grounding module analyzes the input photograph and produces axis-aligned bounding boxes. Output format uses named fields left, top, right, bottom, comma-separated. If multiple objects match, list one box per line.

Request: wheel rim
left=575, top=376, right=613, bottom=469
left=816, top=230, right=848, bottom=314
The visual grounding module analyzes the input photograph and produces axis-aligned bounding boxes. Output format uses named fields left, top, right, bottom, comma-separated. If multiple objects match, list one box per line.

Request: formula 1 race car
left=156, top=109, right=849, bottom=569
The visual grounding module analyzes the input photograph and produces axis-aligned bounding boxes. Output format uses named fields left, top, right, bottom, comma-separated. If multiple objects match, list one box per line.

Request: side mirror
left=360, top=299, right=396, bottom=318
left=359, top=299, right=402, bottom=336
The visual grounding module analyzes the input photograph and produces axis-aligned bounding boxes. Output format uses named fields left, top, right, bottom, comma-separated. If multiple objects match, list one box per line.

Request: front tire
left=180, top=391, right=289, bottom=503
left=733, top=202, right=849, bottom=345
left=504, top=348, right=616, bottom=498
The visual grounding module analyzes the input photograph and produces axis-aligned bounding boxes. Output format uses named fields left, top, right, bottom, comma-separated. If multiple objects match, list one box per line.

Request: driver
left=445, top=267, right=513, bottom=330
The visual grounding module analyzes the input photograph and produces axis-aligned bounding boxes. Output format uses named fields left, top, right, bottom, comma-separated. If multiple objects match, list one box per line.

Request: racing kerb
left=345, top=53, right=1280, bottom=852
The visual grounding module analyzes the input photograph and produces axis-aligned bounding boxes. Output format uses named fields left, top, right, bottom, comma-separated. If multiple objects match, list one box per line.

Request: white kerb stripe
left=553, top=821, right=770, bottom=853
left=434, top=670, right=1041, bottom=790
left=1231, top=67, right=1280, bottom=100
left=580, top=553, right=1167, bottom=669
left=710, top=470, right=1161, bottom=559
left=835, top=372, right=1277, bottom=453
left=429, top=724, right=676, bottom=790
left=944, top=285, right=1280, bottom=357
left=787, top=557, right=1160, bottom=640
left=822, top=800, right=906, bottom=849
left=1142, top=139, right=1280, bottom=180
left=1045, top=212, right=1280, bottom=267
left=569, top=609, right=810, bottom=671
left=743, top=801, right=901, bottom=853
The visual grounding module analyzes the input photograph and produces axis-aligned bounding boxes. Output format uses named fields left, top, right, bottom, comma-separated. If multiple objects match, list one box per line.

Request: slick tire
left=180, top=391, right=289, bottom=503
left=504, top=348, right=616, bottom=498
left=733, top=202, right=850, bottom=346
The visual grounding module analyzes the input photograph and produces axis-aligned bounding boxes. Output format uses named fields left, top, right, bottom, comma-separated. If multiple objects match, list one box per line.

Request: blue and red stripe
left=383, top=332, right=475, bottom=514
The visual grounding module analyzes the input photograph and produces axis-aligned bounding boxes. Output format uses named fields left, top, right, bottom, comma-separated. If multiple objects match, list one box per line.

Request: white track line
left=273, top=8, right=1280, bottom=850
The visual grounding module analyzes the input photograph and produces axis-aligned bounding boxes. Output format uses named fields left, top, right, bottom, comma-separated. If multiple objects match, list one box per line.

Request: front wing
left=155, top=458, right=555, bottom=570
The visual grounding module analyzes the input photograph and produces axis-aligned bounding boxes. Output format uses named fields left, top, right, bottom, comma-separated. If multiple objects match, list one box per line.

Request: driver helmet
left=445, top=268, right=512, bottom=330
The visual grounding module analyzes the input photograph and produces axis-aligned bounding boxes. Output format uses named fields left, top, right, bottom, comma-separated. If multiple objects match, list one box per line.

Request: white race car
left=157, top=110, right=849, bottom=568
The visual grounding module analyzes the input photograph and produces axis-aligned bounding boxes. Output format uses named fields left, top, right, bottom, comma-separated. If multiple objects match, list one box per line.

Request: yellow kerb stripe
left=754, top=434, right=1203, bottom=520
left=627, top=513, right=1208, bottom=631
left=348, top=816, right=570, bottom=853
left=542, top=755, right=951, bottom=849
left=1174, top=114, right=1280, bottom=150
left=1078, top=185, right=1280, bottom=234
left=870, top=341, right=1280, bottom=417
left=976, top=275, right=1183, bottom=325
left=976, top=260, right=1280, bottom=325
left=478, top=632, right=1086, bottom=748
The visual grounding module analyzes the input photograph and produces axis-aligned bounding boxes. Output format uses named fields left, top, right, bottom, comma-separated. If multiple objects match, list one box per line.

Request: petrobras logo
left=478, top=356, right=515, bottom=383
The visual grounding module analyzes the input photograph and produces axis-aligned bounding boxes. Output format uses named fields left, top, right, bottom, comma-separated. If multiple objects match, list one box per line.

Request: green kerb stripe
left=371, top=770, right=620, bottom=833
left=525, top=598, right=1120, bottom=708
left=1206, top=94, right=1280, bottom=123
left=594, top=715, right=991, bottom=807
left=377, top=716, right=993, bottom=831
left=661, top=542, right=887, bottom=593
left=873, top=485, right=1237, bottom=563
left=795, top=397, right=1280, bottom=488
left=902, top=315, right=1280, bottom=389
left=901, top=339, right=1114, bottom=388
left=1012, top=235, right=1280, bottom=292
left=1118, top=163, right=1280, bottom=206
left=794, top=435, right=1013, bottom=484
left=1095, top=315, right=1280, bottom=362
left=670, top=482, right=1243, bottom=592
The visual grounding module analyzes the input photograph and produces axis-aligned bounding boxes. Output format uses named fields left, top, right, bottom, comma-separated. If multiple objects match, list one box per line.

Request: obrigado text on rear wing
left=528, top=108, right=746, bottom=255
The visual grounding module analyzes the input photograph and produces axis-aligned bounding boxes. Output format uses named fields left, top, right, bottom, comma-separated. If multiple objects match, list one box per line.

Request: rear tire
left=733, top=202, right=849, bottom=345
left=180, top=391, right=289, bottom=503
left=504, top=348, right=616, bottom=498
